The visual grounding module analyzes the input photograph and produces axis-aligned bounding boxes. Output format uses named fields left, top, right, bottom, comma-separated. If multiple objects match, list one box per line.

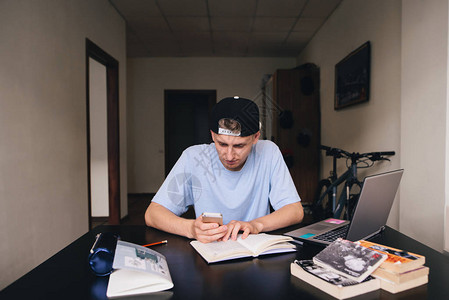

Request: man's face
left=211, top=131, right=260, bottom=171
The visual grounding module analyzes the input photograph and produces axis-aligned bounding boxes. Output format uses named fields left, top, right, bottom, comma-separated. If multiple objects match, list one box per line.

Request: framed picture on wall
left=334, top=41, right=371, bottom=110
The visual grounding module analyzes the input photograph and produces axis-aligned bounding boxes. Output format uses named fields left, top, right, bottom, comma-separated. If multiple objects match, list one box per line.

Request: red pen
left=142, top=240, right=168, bottom=247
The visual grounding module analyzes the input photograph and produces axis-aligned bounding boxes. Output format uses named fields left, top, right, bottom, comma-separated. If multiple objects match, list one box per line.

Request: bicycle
left=312, top=145, right=395, bottom=221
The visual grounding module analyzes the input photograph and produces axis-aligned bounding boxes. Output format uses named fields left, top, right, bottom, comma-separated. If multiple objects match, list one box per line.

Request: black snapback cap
left=210, top=97, right=260, bottom=137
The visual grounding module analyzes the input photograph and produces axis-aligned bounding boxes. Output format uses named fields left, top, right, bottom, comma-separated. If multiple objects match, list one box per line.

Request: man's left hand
left=222, top=220, right=263, bottom=241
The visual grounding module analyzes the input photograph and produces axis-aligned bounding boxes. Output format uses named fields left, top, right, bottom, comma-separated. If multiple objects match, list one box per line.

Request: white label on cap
left=218, top=128, right=241, bottom=136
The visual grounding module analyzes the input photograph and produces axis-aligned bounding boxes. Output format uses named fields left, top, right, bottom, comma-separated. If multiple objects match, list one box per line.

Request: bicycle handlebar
left=320, top=145, right=349, bottom=158
left=378, top=151, right=395, bottom=156
left=320, top=145, right=395, bottom=162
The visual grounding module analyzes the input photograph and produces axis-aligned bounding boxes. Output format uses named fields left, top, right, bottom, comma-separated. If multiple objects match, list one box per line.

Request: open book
left=190, top=233, right=296, bottom=263
left=106, top=241, right=174, bottom=298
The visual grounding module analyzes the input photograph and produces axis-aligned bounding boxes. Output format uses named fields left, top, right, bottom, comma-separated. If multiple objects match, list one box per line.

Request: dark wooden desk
left=2, top=224, right=448, bottom=299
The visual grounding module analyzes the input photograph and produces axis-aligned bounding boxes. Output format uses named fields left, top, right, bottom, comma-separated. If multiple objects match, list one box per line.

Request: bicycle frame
left=317, top=155, right=363, bottom=220
left=319, top=164, right=362, bottom=219
left=315, top=146, right=394, bottom=221
left=333, top=164, right=363, bottom=219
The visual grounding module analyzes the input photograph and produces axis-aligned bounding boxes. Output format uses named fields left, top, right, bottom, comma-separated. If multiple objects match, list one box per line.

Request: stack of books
left=290, top=238, right=428, bottom=299
left=291, top=239, right=386, bottom=299
left=358, top=240, right=428, bottom=294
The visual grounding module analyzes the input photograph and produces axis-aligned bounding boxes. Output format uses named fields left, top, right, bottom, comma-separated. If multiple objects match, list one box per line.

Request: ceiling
left=109, top=0, right=342, bottom=57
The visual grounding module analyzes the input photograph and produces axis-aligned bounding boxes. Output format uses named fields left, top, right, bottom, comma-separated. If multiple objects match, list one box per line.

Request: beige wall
left=0, top=0, right=127, bottom=289
left=400, top=0, right=448, bottom=252
left=89, top=58, right=110, bottom=217
left=297, top=0, right=401, bottom=226
left=127, top=57, right=296, bottom=193
left=297, top=0, right=448, bottom=252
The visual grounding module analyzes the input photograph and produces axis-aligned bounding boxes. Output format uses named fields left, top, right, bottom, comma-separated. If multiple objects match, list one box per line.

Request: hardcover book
left=290, top=260, right=380, bottom=300
left=190, top=233, right=296, bottom=263
left=313, top=239, right=387, bottom=282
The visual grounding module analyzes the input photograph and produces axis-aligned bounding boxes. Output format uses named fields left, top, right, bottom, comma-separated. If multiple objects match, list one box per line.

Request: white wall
left=127, top=57, right=296, bottom=193
left=0, top=0, right=127, bottom=289
left=297, top=0, right=402, bottom=226
left=89, top=58, right=109, bottom=217
left=446, top=0, right=449, bottom=254
left=297, top=0, right=448, bottom=252
left=401, top=0, right=448, bottom=252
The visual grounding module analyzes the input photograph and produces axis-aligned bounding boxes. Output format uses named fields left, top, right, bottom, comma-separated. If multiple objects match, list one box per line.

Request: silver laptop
left=285, top=169, right=403, bottom=246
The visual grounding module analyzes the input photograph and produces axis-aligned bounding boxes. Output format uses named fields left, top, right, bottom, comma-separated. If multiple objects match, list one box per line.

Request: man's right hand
left=191, top=215, right=228, bottom=243
left=145, top=202, right=228, bottom=243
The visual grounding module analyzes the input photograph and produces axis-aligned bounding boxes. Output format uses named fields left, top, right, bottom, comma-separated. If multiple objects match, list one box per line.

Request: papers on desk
left=106, top=241, right=173, bottom=298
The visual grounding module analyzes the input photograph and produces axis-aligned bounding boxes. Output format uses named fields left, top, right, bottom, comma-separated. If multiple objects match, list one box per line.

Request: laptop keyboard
left=313, top=224, right=350, bottom=242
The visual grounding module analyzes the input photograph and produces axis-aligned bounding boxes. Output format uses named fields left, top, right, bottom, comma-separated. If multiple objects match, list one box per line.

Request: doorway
left=88, top=58, right=109, bottom=221
left=86, top=39, right=120, bottom=229
left=164, top=90, right=216, bottom=176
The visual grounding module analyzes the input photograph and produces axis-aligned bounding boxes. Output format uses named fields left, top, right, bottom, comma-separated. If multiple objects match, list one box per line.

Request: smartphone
left=201, top=212, right=223, bottom=226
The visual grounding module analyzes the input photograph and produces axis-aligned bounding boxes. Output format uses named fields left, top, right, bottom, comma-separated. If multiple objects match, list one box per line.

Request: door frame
left=86, top=39, right=121, bottom=228
left=164, top=90, right=216, bottom=176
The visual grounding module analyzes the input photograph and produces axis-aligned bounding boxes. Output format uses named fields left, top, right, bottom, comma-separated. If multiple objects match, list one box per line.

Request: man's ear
left=210, top=130, right=216, bottom=142
left=253, top=131, right=261, bottom=144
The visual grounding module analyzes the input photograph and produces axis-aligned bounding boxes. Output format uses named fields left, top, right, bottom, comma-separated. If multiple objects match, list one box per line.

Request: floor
left=91, top=194, right=154, bottom=228
left=123, top=193, right=154, bottom=225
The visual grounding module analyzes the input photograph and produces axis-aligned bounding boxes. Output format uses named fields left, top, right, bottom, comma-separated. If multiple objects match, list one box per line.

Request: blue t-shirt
left=152, top=140, right=301, bottom=224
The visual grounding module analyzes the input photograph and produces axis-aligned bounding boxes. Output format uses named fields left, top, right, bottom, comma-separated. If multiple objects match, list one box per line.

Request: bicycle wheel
left=312, top=179, right=334, bottom=221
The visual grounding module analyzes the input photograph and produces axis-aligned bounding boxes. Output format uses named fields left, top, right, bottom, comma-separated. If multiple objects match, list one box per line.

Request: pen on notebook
left=142, top=240, right=168, bottom=247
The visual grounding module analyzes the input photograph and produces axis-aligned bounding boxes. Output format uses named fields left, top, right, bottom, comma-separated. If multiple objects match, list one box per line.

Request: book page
left=237, top=233, right=294, bottom=255
left=258, top=243, right=296, bottom=254
left=191, top=239, right=250, bottom=261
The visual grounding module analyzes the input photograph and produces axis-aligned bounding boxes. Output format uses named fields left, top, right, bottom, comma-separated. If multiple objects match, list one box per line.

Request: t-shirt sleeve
left=268, top=143, right=301, bottom=210
left=151, top=149, right=195, bottom=216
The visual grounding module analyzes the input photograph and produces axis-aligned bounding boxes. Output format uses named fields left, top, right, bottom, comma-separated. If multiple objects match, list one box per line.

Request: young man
left=145, top=97, right=303, bottom=243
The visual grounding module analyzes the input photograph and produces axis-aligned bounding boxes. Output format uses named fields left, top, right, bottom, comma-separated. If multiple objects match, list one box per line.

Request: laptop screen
left=346, top=169, right=403, bottom=241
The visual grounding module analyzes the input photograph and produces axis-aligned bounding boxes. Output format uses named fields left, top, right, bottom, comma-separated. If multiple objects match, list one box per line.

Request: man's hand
left=192, top=215, right=228, bottom=243
left=222, top=220, right=264, bottom=241
left=221, top=202, right=304, bottom=241
left=146, top=202, right=303, bottom=243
